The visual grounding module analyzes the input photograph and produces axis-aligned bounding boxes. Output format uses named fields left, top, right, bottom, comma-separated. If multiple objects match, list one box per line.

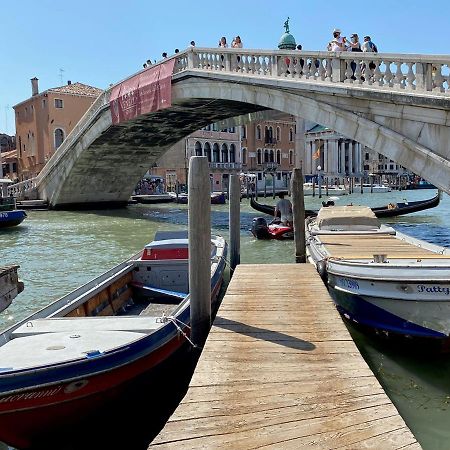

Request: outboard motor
left=251, top=217, right=271, bottom=239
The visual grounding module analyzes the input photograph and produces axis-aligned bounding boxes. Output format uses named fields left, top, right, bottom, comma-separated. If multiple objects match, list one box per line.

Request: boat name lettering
left=417, top=285, right=450, bottom=295
left=337, top=277, right=359, bottom=290
left=0, top=213, right=8, bottom=218
left=0, top=386, right=62, bottom=403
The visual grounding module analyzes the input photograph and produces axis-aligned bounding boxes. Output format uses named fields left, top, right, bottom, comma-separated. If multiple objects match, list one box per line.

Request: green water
left=1, top=190, right=449, bottom=449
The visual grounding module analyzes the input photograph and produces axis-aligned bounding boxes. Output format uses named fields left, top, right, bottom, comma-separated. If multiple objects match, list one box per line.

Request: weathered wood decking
left=149, top=264, right=420, bottom=449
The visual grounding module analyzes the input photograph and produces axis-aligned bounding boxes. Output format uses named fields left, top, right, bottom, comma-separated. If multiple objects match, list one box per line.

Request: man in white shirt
left=328, top=28, right=346, bottom=52
left=274, top=193, right=293, bottom=226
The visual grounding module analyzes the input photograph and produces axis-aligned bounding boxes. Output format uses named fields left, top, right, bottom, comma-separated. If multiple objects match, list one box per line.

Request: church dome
left=278, top=32, right=296, bottom=50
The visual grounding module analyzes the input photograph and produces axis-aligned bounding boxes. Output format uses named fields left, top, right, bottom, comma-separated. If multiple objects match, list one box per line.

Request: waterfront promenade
left=150, top=264, right=420, bottom=449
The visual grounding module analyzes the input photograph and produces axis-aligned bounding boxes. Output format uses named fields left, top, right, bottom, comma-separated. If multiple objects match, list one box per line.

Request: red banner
left=110, top=59, right=176, bottom=124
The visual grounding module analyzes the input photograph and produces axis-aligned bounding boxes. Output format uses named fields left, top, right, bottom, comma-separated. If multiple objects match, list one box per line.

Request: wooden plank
left=149, top=264, right=419, bottom=449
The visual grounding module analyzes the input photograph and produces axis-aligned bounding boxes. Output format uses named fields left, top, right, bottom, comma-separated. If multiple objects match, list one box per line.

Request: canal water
left=1, top=189, right=449, bottom=449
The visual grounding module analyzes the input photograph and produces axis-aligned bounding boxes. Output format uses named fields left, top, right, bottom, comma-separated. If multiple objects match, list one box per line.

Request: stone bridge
left=10, top=48, right=450, bottom=208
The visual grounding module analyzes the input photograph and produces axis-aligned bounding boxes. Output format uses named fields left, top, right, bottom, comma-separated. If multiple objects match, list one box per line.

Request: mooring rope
left=158, top=314, right=201, bottom=349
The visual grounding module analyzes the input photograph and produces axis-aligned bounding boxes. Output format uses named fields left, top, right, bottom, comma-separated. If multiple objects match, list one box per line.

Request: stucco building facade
left=14, top=78, right=102, bottom=180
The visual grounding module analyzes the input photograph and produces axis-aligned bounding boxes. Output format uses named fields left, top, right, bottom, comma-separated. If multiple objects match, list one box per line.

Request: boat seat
left=11, top=316, right=163, bottom=338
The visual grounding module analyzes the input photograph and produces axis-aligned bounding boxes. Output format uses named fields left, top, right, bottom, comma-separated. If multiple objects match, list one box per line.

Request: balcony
left=209, top=162, right=242, bottom=171
left=263, top=162, right=279, bottom=173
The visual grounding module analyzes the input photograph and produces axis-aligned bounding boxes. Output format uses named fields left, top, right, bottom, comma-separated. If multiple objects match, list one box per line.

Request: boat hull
left=0, top=210, right=27, bottom=228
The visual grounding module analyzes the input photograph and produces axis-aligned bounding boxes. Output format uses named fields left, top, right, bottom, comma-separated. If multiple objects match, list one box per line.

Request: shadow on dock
left=214, top=316, right=316, bottom=351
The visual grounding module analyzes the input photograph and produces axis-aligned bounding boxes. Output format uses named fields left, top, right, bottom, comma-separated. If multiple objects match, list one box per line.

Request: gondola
left=250, top=191, right=441, bottom=219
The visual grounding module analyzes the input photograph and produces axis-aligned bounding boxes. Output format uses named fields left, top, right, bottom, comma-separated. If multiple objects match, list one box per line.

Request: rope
left=158, top=314, right=201, bottom=349
left=219, top=254, right=235, bottom=272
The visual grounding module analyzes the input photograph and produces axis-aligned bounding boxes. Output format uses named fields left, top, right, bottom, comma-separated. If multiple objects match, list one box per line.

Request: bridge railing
left=175, top=48, right=450, bottom=94
left=7, top=179, right=37, bottom=198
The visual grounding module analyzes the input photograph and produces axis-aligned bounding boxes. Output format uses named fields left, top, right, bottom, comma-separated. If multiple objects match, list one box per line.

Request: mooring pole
left=188, top=156, right=211, bottom=350
left=229, top=174, right=241, bottom=275
left=292, top=167, right=306, bottom=263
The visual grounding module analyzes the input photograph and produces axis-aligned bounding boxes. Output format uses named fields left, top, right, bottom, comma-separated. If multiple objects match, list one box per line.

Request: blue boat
left=0, top=197, right=27, bottom=228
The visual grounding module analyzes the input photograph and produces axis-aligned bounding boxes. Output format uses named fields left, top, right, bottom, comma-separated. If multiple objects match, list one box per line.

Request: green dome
left=278, top=32, right=296, bottom=50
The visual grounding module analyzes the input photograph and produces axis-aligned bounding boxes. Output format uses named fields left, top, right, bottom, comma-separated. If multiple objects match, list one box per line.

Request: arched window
left=242, top=148, right=247, bottom=165
left=229, top=144, right=236, bottom=163
left=241, top=126, right=247, bottom=139
left=221, top=144, right=228, bottom=162
left=54, top=128, right=64, bottom=149
left=269, top=150, right=274, bottom=163
left=269, top=126, right=273, bottom=143
left=256, top=125, right=261, bottom=140
left=276, top=127, right=281, bottom=141
left=194, top=141, right=202, bottom=156
left=257, top=149, right=262, bottom=165
left=264, top=149, right=269, bottom=163
left=289, top=128, right=294, bottom=142
left=213, top=143, right=220, bottom=162
left=289, top=150, right=294, bottom=165
left=276, top=149, right=281, bottom=164
left=204, top=142, right=212, bottom=162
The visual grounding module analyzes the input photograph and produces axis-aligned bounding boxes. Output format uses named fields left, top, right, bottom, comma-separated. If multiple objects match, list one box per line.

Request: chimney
left=67, top=80, right=71, bottom=85
left=31, top=77, right=39, bottom=96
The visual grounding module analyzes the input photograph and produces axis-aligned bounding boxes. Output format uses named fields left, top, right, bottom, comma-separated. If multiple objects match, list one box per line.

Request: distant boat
left=353, top=184, right=391, bottom=193
left=169, top=192, right=226, bottom=205
left=0, top=196, right=27, bottom=228
left=303, top=182, right=347, bottom=196
left=0, top=231, right=227, bottom=448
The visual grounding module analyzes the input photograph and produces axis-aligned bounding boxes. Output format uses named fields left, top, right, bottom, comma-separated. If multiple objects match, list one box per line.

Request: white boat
left=0, top=230, right=227, bottom=448
left=354, top=183, right=391, bottom=193
left=303, top=182, right=347, bottom=196
left=306, top=205, right=450, bottom=348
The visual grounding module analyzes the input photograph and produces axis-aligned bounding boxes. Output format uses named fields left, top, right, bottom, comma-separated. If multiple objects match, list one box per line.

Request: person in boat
left=274, top=193, right=293, bottom=226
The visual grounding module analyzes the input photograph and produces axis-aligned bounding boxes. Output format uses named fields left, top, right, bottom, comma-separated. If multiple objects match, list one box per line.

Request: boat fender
left=316, top=260, right=328, bottom=283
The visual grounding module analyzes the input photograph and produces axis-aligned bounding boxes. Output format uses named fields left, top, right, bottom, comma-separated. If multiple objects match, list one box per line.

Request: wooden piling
left=291, top=168, right=306, bottom=263
left=229, top=174, right=240, bottom=275
left=188, top=157, right=211, bottom=349
left=272, top=173, right=276, bottom=199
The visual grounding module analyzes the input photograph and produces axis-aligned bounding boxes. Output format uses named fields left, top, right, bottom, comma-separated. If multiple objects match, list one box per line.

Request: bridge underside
left=46, top=99, right=265, bottom=209
left=38, top=71, right=450, bottom=208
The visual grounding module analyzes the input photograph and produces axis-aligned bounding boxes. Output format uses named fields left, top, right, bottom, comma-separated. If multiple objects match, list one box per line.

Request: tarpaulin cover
left=109, top=59, right=176, bottom=124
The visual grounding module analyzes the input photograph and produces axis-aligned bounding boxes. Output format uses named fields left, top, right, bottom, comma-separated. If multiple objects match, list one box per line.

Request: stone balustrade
left=175, top=48, right=450, bottom=94
left=7, top=179, right=37, bottom=198
left=209, top=162, right=242, bottom=170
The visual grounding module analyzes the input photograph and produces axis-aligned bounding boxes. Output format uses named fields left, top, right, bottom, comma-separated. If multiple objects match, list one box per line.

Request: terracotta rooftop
left=47, top=82, right=103, bottom=97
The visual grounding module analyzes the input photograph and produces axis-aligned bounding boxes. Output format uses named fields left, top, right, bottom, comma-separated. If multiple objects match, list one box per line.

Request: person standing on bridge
left=231, top=36, right=243, bottom=48
left=218, top=37, right=228, bottom=48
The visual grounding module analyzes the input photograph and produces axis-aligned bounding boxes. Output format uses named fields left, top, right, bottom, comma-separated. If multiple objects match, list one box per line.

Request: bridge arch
left=172, top=79, right=450, bottom=192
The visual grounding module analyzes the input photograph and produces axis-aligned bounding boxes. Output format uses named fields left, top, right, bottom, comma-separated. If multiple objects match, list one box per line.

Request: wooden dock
left=149, top=264, right=420, bottom=449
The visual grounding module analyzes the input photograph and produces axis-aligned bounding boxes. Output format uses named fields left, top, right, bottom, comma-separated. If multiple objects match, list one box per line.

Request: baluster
left=405, top=62, right=415, bottom=90
left=354, top=59, right=363, bottom=84
left=373, top=61, right=383, bottom=86
left=261, top=56, right=267, bottom=76
left=317, top=58, right=325, bottom=81
left=249, top=55, right=256, bottom=74
left=240, top=54, right=247, bottom=73
left=432, top=64, right=445, bottom=93
left=325, top=58, right=332, bottom=81
left=445, top=65, right=450, bottom=94
left=344, top=59, right=354, bottom=84
left=393, top=61, right=405, bottom=90
left=383, top=61, right=393, bottom=88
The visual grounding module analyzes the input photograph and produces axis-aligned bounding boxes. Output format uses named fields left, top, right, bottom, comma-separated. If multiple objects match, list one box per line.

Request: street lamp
left=317, top=165, right=322, bottom=198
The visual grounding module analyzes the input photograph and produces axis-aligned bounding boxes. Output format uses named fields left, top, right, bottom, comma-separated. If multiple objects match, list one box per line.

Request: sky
left=1, top=0, right=449, bottom=135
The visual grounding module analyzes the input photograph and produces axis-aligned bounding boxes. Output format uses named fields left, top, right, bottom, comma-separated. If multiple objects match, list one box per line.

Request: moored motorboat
left=169, top=192, right=226, bottom=205
left=303, top=182, right=347, bottom=196
left=251, top=217, right=293, bottom=240
left=354, top=183, right=391, bottom=193
left=306, top=205, right=450, bottom=348
left=0, top=196, right=27, bottom=228
left=0, top=230, right=227, bottom=448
